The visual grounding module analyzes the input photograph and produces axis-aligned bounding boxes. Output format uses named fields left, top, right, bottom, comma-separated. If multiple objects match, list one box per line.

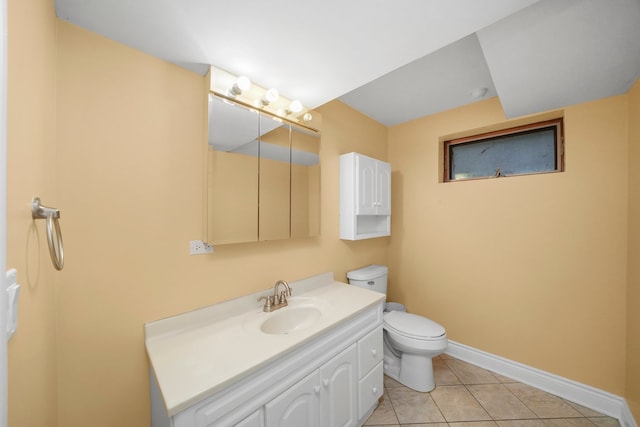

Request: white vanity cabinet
left=340, top=152, right=391, bottom=240
left=150, top=299, right=384, bottom=427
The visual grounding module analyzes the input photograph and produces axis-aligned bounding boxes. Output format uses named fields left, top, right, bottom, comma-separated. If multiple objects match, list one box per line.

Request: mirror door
left=207, top=95, right=259, bottom=244
left=258, top=116, right=291, bottom=241
left=291, top=125, right=320, bottom=238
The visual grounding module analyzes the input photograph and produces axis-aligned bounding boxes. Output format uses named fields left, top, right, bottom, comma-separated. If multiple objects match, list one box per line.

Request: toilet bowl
left=347, top=265, right=448, bottom=392
left=383, top=310, right=447, bottom=391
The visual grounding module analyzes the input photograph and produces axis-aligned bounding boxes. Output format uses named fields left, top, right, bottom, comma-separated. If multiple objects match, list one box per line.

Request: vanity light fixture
left=208, top=65, right=319, bottom=129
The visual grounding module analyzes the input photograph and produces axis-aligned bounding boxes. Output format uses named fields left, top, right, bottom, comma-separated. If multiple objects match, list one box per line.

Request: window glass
left=445, top=119, right=563, bottom=182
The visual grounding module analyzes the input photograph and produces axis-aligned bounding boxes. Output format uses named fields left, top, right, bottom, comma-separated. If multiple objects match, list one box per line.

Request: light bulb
left=228, top=76, right=251, bottom=97
left=236, top=76, right=251, bottom=91
left=302, top=112, right=313, bottom=122
left=287, top=100, right=303, bottom=114
left=261, top=88, right=279, bottom=105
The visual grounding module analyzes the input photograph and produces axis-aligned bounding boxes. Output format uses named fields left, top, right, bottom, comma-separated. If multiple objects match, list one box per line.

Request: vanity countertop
left=144, top=272, right=384, bottom=416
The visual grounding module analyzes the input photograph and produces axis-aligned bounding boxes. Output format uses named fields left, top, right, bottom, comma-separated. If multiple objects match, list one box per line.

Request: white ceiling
left=54, top=0, right=640, bottom=126
left=339, top=33, right=499, bottom=126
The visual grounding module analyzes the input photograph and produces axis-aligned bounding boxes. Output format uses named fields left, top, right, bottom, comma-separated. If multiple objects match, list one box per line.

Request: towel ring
left=31, top=197, right=64, bottom=271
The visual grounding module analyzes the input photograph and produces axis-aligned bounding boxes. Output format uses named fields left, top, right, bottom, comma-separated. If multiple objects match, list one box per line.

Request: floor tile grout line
left=427, top=382, right=449, bottom=424
left=482, top=376, right=545, bottom=422
left=439, top=356, right=488, bottom=424
left=382, top=385, right=402, bottom=426
left=461, top=382, right=499, bottom=423
left=440, top=358, right=497, bottom=424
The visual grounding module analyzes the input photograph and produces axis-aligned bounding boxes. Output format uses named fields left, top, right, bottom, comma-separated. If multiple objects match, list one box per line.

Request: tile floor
left=364, top=354, right=620, bottom=427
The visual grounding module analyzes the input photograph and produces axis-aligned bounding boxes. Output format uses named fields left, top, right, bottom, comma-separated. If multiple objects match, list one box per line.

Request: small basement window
left=444, top=118, right=564, bottom=182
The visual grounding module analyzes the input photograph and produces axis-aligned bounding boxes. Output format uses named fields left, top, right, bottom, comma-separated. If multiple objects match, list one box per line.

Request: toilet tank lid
left=346, top=264, right=388, bottom=280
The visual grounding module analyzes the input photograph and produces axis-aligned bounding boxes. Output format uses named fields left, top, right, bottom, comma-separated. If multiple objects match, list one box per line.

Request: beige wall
left=627, top=78, right=640, bottom=420
left=6, top=0, right=59, bottom=425
left=8, top=0, right=640, bottom=425
left=53, top=21, right=388, bottom=426
left=388, top=96, right=629, bottom=396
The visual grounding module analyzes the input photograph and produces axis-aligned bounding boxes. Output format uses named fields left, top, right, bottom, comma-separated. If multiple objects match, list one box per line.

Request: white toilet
left=347, top=265, right=447, bottom=392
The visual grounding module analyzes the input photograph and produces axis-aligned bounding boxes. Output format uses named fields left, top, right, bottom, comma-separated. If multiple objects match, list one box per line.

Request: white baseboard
left=621, top=402, right=639, bottom=427
left=445, top=340, right=637, bottom=427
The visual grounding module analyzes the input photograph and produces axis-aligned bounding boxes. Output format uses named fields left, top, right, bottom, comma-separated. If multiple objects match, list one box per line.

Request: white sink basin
left=243, top=296, right=329, bottom=336
left=260, top=305, right=321, bottom=335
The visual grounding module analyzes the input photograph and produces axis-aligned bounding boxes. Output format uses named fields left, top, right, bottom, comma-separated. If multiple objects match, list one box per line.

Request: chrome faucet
left=258, top=279, right=293, bottom=312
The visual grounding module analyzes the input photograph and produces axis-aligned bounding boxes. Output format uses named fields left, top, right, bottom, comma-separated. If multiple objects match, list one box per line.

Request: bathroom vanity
left=145, top=273, right=385, bottom=427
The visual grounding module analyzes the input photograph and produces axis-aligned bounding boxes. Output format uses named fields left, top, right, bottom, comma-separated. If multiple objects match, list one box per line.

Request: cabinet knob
left=322, top=378, right=329, bottom=387
left=314, top=385, right=321, bottom=394
left=371, top=349, right=377, bottom=357
left=372, top=387, right=378, bottom=394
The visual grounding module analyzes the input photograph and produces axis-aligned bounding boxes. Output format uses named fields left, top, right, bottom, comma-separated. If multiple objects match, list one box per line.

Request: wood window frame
left=443, top=118, right=564, bottom=182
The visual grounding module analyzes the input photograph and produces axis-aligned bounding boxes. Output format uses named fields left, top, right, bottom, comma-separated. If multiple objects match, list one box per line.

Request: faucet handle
left=258, top=295, right=273, bottom=312
left=279, top=291, right=288, bottom=306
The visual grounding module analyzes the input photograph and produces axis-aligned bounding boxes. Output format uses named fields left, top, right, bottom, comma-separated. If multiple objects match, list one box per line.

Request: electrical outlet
left=189, top=240, right=214, bottom=255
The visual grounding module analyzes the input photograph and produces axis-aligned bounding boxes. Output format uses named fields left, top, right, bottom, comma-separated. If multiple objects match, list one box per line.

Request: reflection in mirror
left=259, top=117, right=291, bottom=241
left=291, top=125, right=320, bottom=238
left=207, top=95, right=259, bottom=244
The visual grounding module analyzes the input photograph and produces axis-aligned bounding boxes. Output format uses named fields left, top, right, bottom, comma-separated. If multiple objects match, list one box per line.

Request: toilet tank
left=346, top=264, right=388, bottom=295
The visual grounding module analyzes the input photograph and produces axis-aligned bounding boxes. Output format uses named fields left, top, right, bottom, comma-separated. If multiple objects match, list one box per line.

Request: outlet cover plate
left=189, top=240, right=214, bottom=255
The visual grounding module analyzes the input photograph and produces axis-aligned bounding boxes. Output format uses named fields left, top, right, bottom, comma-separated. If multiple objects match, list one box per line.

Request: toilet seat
left=384, top=311, right=446, bottom=341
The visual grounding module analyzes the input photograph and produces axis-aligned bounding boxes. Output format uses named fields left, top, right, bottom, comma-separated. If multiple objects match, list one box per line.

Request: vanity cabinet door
left=265, top=371, right=320, bottom=427
left=236, top=408, right=264, bottom=427
left=320, top=344, right=357, bottom=427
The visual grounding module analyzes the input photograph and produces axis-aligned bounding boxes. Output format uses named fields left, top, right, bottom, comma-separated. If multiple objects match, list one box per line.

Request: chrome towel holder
left=31, top=197, right=64, bottom=271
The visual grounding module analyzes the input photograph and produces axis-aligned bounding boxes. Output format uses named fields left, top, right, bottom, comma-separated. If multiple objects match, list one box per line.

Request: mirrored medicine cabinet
left=206, top=93, right=321, bottom=245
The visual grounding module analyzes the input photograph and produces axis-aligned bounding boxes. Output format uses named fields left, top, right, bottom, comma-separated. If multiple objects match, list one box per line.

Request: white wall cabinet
left=340, top=152, right=391, bottom=240
left=152, top=303, right=384, bottom=427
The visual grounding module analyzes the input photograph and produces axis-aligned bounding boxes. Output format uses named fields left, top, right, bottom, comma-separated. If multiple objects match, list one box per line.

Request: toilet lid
left=384, top=311, right=446, bottom=340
